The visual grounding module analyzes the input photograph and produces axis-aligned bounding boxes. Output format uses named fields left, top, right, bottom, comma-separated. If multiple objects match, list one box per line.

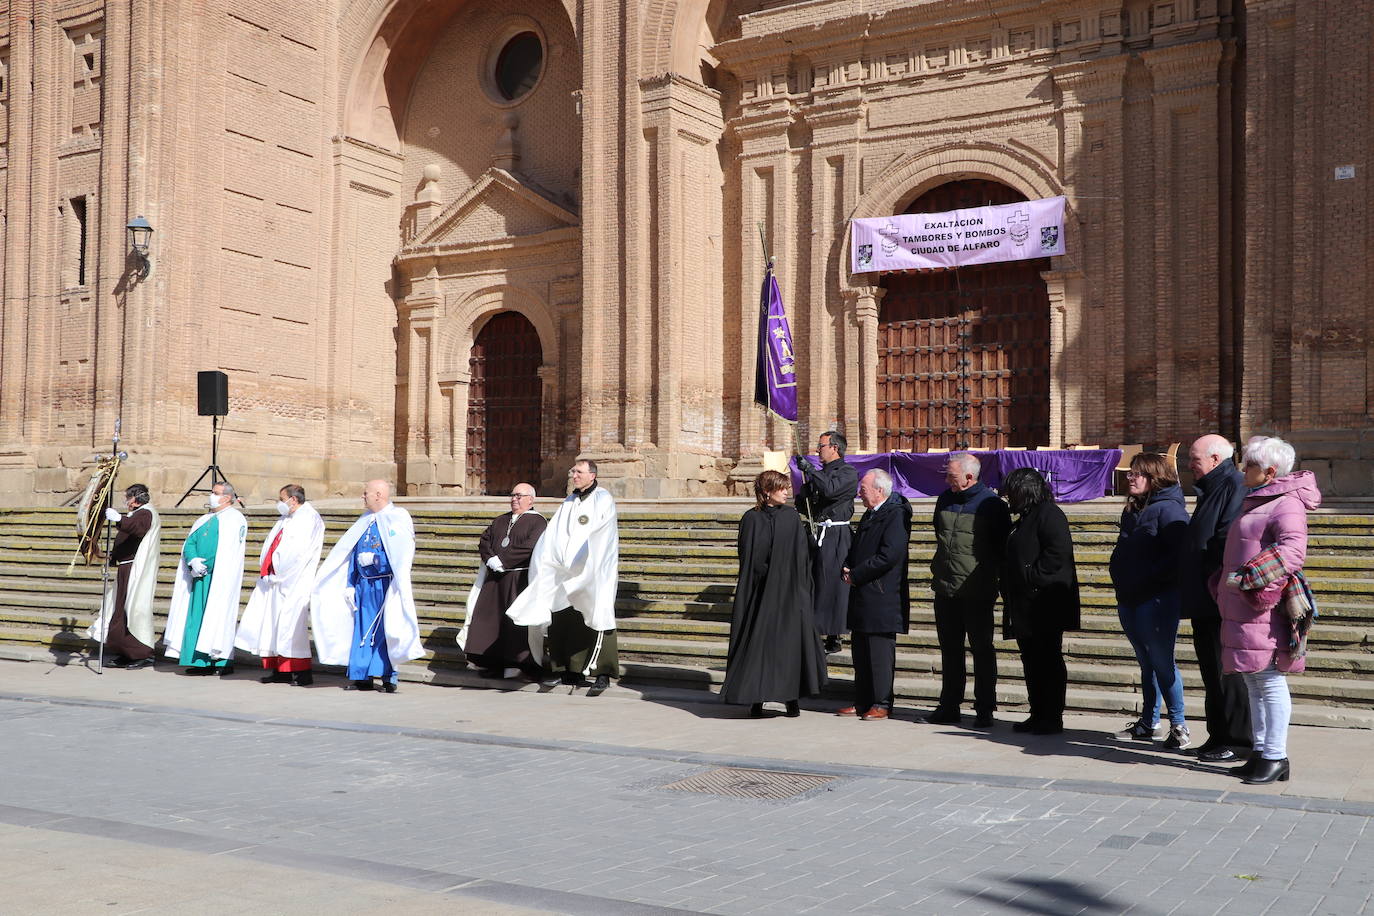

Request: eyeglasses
left=1124, top=471, right=1149, bottom=480
left=509, top=493, right=533, bottom=499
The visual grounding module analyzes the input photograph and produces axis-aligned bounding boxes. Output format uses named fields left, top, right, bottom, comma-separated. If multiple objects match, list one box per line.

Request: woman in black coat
left=721, top=470, right=827, bottom=717
left=999, top=468, right=1080, bottom=735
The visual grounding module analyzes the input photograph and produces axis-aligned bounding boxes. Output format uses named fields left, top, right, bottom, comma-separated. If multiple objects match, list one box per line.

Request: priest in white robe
left=310, top=479, right=424, bottom=692
left=88, top=483, right=161, bottom=669
left=507, top=459, right=620, bottom=692
left=236, top=484, right=325, bottom=686
left=164, top=481, right=248, bottom=676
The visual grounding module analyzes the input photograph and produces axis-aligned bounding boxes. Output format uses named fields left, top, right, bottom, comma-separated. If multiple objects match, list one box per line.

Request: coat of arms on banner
left=857, top=244, right=873, bottom=268
left=1040, top=226, right=1060, bottom=250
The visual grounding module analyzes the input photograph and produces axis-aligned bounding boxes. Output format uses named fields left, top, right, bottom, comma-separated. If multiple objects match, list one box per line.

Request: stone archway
left=878, top=179, right=1052, bottom=451
left=466, top=311, right=544, bottom=495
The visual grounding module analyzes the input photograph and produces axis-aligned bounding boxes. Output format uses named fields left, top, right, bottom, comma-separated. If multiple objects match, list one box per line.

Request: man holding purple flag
left=754, top=262, right=858, bottom=655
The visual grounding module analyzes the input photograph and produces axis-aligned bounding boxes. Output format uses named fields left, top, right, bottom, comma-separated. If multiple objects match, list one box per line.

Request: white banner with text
left=851, top=195, right=1067, bottom=273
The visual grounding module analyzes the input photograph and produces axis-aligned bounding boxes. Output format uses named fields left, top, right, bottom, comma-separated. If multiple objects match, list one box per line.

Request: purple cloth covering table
left=791, top=449, right=1122, bottom=503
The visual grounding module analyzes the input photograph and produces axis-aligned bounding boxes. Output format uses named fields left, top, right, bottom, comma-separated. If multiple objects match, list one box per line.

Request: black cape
left=721, top=504, right=827, bottom=705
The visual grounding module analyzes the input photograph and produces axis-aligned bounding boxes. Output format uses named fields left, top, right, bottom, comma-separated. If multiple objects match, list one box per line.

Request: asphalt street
left=3, top=660, right=1373, bottom=915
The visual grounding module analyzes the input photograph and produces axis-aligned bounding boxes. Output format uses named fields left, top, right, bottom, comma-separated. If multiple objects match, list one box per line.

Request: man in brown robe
left=461, top=483, right=546, bottom=679
left=95, top=483, right=161, bottom=669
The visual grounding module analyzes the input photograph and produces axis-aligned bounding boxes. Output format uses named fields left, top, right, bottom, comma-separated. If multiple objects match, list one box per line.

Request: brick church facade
left=1, top=0, right=1371, bottom=503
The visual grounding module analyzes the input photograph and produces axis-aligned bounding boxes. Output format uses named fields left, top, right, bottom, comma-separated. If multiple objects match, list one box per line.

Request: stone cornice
left=394, top=227, right=581, bottom=270
left=1141, top=39, right=1224, bottom=94
left=1051, top=55, right=1129, bottom=107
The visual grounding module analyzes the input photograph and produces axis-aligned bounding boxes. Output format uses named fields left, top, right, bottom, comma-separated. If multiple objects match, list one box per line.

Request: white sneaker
left=1164, top=724, right=1191, bottom=750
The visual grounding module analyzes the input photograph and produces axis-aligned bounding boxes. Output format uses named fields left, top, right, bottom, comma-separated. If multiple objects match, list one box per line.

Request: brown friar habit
left=721, top=504, right=827, bottom=705
left=467, top=510, right=547, bottom=672
left=106, top=508, right=155, bottom=660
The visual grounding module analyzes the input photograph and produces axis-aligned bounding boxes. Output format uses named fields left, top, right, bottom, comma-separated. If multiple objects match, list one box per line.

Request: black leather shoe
left=381, top=680, right=398, bottom=694
left=343, top=680, right=374, bottom=691
left=974, top=711, right=995, bottom=728
left=750, top=703, right=767, bottom=718
left=590, top=675, right=610, bottom=692
left=103, top=656, right=128, bottom=668
left=292, top=671, right=314, bottom=687
left=784, top=700, right=800, bottom=718
left=1013, top=717, right=1037, bottom=733
left=1197, top=745, right=1237, bottom=762
left=184, top=667, right=213, bottom=676
left=261, top=671, right=292, bottom=684
left=925, top=707, right=961, bottom=725
left=540, top=676, right=562, bottom=688
left=1242, top=757, right=1290, bottom=785
left=123, top=658, right=153, bottom=670
left=1232, top=751, right=1262, bottom=779
left=216, top=665, right=235, bottom=677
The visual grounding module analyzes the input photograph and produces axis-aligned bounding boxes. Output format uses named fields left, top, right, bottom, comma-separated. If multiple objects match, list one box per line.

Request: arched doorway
left=878, top=179, right=1051, bottom=451
left=466, top=312, right=543, bottom=495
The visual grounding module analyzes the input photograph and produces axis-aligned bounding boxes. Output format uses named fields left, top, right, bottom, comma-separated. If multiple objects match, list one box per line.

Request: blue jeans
left=1117, top=593, right=1185, bottom=727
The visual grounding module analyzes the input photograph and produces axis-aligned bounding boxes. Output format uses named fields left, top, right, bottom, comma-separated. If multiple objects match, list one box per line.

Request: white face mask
left=276, top=501, right=290, bottom=517
left=206, top=494, right=223, bottom=511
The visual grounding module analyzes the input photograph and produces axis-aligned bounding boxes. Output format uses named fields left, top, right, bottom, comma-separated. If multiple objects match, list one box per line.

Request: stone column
left=1041, top=269, right=1086, bottom=448
left=397, top=271, right=441, bottom=493
left=1142, top=40, right=1225, bottom=439
left=1051, top=57, right=1127, bottom=445
left=842, top=285, right=884, bottom=453
left=436, top=369, right=469, bottom=491
left=638, top=73, right=725, bottom=463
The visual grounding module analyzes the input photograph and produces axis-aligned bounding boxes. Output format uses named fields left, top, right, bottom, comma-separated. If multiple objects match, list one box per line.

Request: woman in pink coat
left=1212, top=436, right=1321, bottom=786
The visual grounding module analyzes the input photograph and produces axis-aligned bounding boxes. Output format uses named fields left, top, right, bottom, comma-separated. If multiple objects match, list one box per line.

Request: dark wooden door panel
left=466, top=311, right=543, bottom=496
left=877, top=180, right=1051, bottom=452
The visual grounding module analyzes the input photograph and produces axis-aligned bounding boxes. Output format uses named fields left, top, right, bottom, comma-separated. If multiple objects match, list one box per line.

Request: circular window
left=494, top=32, right=544, bottom=102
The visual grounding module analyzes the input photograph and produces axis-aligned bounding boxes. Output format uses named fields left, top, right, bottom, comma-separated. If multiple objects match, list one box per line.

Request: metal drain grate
left=661, top=767, right=835, bottom=800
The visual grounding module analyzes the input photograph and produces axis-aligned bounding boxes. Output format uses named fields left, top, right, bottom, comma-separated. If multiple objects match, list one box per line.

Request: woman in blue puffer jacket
left=1110, top=452, right=1191, bottom=749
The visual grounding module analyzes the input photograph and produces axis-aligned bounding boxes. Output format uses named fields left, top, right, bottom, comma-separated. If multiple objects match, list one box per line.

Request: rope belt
left=815, top=519, right=847, bottom=547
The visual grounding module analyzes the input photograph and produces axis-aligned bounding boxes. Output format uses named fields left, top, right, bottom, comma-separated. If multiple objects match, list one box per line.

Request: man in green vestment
left=163, top=482, right=249, bottom=675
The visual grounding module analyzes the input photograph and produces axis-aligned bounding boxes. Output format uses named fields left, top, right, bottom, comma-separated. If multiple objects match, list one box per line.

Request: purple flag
left=754, top=267, right=798, bottom=422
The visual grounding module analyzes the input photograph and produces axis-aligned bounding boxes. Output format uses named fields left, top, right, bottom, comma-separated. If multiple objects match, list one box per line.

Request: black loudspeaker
left=197, top=370, right=229, bottom=417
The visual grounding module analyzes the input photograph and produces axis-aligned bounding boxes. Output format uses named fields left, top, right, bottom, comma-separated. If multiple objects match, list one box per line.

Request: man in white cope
left=164, top=481, right=248, bottom=676
left=88, top=483, right=161, bottom=669
left=507, top=459, right=620, bottom=693
left=311, top=479, right=424, bottom=693
left=236, top=484, right=325, bottom=687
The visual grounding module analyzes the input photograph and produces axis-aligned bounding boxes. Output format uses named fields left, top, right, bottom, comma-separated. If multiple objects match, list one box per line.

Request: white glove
left=357, top=551, right=376, bottom=567
left=189, top=557, right=208, bottom=578
left=486, top=556, right=505, bottom=573
left=104, top=508, right=122, bottom=524
left=343, top=586, right=357, bottom=613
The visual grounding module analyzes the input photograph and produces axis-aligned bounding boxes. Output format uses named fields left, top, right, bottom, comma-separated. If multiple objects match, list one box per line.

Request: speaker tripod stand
left=177, top=413, right=236, bottom=506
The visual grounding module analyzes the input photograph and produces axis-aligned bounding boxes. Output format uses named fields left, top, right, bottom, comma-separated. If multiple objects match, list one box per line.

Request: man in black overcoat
left=463, top=483, right=547, bottom=679
left=1182, top=434, right=1250, bottom=760
left=795, top=429, right=859, bottom=654
left=838, top=469, right=912, bottom=720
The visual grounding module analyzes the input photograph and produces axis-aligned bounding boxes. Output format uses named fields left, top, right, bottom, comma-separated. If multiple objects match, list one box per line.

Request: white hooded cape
left=163, top=507, right=248, bottom=661
left=235, top=502, right=325, bottom=659
left=309, top=502, right=424, bottom=667
left=87, top=505, right=162, bottom=647
left=506, top=487, right=619, bottom=632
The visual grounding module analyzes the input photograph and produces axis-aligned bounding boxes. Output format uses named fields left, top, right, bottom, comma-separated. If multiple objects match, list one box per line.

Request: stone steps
left=4, top=505, right=1372, bottom=725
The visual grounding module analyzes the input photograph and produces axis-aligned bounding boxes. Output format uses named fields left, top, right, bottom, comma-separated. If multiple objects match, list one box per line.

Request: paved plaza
left=3, top=658, right=1373, bottom=915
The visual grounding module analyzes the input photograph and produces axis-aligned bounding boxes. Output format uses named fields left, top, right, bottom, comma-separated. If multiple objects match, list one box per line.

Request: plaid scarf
left=1228, top=544, right=1317, bottom=657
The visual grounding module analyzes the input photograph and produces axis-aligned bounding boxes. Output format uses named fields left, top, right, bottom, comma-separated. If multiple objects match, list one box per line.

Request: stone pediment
left=405, top=169, right=579, bottom=252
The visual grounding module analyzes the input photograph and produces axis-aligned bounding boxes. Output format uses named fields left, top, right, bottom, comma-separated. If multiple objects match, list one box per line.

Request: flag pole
left=757, top=223, right=814, bottom=530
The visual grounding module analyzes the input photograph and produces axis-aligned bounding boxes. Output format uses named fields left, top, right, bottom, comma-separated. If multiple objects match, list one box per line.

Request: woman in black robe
left=999, top=468, right=1080, bottom=735
left=721, top=470, right=828, bottom=717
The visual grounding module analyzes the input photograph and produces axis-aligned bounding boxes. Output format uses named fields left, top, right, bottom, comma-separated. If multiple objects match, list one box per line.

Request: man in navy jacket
left=838, top=469, right=912, bottom=720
